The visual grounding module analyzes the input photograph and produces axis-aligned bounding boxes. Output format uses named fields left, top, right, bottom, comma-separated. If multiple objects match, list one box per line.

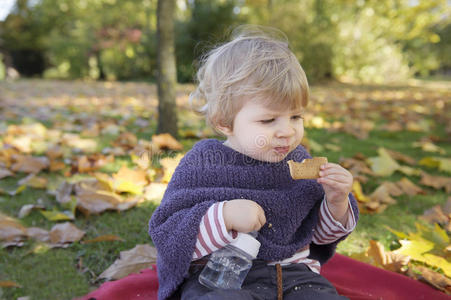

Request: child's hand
left=223, top=200, right=266, bottom=233
left=317, top=163, right=353, bottom=225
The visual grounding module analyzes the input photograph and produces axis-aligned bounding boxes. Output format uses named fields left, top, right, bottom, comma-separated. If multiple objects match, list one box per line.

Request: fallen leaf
left=367, top=148, right=400, bottom=177
left=413, top=140, right=446, bottom=154
left=99, top=244, right=157, bottom=281
left=63, top=134, right=98, bottom=153
left=11, top=154, right=49, bottom=173
left=385, top=149, right=416, bottom=165
left=419, top=157, right=451, bottom=174
left=143, top=183, right=168, bottom=203
left=152, top=133, right=183, bottom=151
left=17, top=174, right=48, bottom=189
left=0, top=213, right=27, bottom=243
left=396, top=177, right=426, bottom=196
left=0, top=167, right=13, bottom=179
left=419, top=172, right=451, bottom=193
left=369, top=184, right=397, bottom=205
left=0, top=280, right=21, bottom=288
left=352, top=181, right=370, bottom=203
left=408, top=265, right=451, bottom=294
left=49, top=222, right=85, bottom=245
left=113, top=132, right=138, bottom=150
left=420, top=205, right=449, bottom=225
left=18, top=204, right=45, bottom=218
left=111, top=165, right=148, bottom=194
left=81, top=234, right=124, bottom=244
left=160, top=154, right=184, bottom=183
left=56, top=181, right=74, bottom=204
left=26, top=227, right=50, bottom=242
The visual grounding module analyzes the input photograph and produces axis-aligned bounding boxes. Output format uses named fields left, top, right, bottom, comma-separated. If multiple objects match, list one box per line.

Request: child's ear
left=215, top=123, right=233, bottom=136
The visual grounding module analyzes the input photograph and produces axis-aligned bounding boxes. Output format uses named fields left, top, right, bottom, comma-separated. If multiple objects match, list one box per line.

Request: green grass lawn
left=0, top=79, right=450, bottom=299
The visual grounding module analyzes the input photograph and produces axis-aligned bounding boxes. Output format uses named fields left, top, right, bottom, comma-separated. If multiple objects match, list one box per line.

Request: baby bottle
left=198, top=232, right=261, bottom=290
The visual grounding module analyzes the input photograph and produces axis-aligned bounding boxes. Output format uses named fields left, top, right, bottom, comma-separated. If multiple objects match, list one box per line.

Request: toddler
left=149, top=26, right=358, bottom=300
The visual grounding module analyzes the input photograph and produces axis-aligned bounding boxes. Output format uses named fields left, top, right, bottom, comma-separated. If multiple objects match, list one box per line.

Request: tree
left=156, top=0, right=178, bottom=137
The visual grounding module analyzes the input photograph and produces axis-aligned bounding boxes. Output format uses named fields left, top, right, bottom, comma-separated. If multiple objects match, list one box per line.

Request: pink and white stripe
left=311, top=197, right=356, bottom=245
left=192, top=201, right=234, bottom=260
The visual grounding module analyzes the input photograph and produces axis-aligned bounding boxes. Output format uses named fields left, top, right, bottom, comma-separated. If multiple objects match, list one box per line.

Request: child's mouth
left=274, top=146, right=290, bottom=154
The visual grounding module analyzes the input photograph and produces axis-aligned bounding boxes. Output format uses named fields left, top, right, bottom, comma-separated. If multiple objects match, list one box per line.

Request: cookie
left=287, top=157, right=328, bottom=179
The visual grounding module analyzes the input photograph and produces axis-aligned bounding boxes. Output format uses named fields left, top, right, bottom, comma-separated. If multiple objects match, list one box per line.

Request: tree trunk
left=157, top=0, right=178, bottom=137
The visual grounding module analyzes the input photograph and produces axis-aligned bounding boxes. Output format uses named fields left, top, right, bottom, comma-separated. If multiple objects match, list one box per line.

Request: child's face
left=220, top=99, right=304, bottom=163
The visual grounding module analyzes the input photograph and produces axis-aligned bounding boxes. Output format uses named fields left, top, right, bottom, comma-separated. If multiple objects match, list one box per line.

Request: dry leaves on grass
left=99, top=244, right=157, bottom=281
left=0, top=215, right=85, bottom=248
left=354, top=223, right=451, bottom=294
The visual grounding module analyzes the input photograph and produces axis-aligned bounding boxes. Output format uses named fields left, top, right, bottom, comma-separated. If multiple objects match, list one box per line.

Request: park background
left=0, top=0, right=450, bottom=299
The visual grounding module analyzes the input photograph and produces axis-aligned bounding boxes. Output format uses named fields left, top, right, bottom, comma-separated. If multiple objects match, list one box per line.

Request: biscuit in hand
left=287, top=157, right=328, bottom=179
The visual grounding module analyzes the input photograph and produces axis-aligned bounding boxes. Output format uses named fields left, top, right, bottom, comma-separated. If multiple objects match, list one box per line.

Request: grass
left=0, top=79, right=450, bottom=299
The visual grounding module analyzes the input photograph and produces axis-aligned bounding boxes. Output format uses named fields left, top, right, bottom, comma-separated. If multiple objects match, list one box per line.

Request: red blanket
left=77, top=254, right=450, bottom=300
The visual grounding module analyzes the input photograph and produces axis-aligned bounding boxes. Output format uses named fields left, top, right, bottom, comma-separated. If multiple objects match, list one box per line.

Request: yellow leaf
left=393, top=239, right=434, bottom=259
left=160, top=154, right=184, bottom=183
left=419, top=157, right=451, bottom=174
left=352, top=181, right=370, bottom=202
left=40, top=209, right=74, bottom=221
left=367, top=148, right=400, bottom=177
left=422, top=254, right=451, bottom=278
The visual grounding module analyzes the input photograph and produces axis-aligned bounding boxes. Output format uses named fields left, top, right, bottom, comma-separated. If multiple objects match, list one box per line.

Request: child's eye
left=260, top=118, right=275, bottom=124
left=291, top=115, right=304, bottom=120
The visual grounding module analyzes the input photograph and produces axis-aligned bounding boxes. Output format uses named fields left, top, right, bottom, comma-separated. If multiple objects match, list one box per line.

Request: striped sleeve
left=192, top=201, right=235, bottom=260
left=311, top=196, right=356, bottom=245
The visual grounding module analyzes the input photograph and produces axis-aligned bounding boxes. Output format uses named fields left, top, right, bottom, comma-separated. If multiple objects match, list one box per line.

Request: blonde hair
left=189, top=25, right=309, bottom=130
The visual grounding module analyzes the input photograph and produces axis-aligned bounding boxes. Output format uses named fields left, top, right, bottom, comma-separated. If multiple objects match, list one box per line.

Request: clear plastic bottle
left=198, top=232, right=261, bottom=290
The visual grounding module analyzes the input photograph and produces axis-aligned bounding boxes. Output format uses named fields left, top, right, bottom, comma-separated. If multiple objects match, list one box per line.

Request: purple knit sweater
left=149, top=139, right=359, bottom=300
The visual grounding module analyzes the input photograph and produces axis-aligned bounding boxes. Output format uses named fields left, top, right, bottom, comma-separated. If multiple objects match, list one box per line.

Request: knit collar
left=188, top=139, right=310, bottom=189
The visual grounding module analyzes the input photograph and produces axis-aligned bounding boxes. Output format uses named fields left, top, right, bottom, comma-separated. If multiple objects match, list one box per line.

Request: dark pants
left=179, top=260, right=349, bottom=300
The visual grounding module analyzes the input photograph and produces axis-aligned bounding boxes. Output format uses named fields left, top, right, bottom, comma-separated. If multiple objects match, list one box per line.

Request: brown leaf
left=81, top=234, right=124, bottom=244
left=0, top=213, right=27, bottom=242
left=26, top=227, right=50, bottom=242
left=46, top=146, right=64, bottom=160
left=76, top=190, right=123, bottom=214
left=420, top=172, right=451, bottom=193
left=409, top=265, right=451, bottom=294
left=49, top=222, right=85, bottom=245
left=396, top=178, right=426, bottom=196
left=385, top=149, right=416, bottom=165
left=0, top=167, right=14, bottom=179
left=11, top=154, right=49, bottom=173
left=443, top=197, right=451, bottom=215
left=75, top=154, right=114, bottom=173
left=0, top=280, right=21, bottom=288
left=367, top=240, right=386, bottom=266
left=18, top=174, right=48, bottom=189
left=49, top=160, right=66, bottom=172
left=420, top=205, right=448, bottom=225
left=56, top=181, right=74, bottom=204
left=152, top=133, right=183, bottom=151
left=99, top=244, right=157, bottom=281
left=369, top=184, right=397, bottom=205
left=113, top=132, right=138, bottom=150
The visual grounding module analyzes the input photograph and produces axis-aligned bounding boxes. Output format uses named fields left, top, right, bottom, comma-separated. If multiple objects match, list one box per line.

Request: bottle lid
left=230, top=232, right=261, bottom=259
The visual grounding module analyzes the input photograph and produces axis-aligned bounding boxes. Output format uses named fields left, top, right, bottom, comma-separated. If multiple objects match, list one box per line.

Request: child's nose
left=275, top=121, right=295, bottom=138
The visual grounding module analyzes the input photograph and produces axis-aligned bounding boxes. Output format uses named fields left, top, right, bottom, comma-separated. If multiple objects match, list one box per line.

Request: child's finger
left=319, top=174, right=349, bottom=183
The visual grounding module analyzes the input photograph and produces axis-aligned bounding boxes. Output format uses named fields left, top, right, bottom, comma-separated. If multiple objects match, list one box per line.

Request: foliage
left=0, top=0, right=449, bottom=81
